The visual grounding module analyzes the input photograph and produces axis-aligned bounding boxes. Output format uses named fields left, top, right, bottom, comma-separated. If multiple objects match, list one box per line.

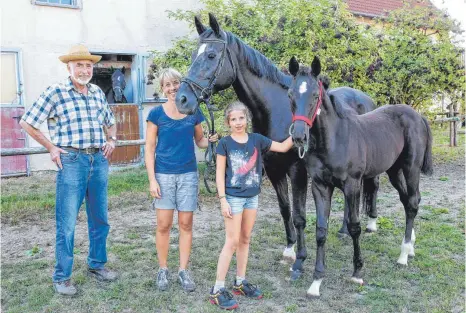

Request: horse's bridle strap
left=292, top=115, right=313, bottom=126
left=292, top=80, right=323, bottom=128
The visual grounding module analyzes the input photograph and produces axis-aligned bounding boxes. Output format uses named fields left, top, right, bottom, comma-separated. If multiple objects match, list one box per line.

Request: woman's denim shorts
left=226, top=194, right=259, bottom=215
left=152, top=172, right=198, bottom=212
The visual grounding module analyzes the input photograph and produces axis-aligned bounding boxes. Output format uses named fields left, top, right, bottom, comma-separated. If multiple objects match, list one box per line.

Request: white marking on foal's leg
left=366, top=217, right=377, bottom=232
left=307, top=279, right=322, bottom=297
left=397, top=239, right=413, bottom=265
left=409, top=229, right=416, bottom=257
left=282, top=245, right=296, bottom=262
left=350, top=277, right=364, bottom=285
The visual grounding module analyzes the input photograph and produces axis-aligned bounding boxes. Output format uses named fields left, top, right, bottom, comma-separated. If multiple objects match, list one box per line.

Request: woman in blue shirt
left=145, top=68, right=217, bottom=292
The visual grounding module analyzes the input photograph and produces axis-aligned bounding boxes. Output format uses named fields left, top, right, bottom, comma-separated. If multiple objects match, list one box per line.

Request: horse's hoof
left=290, top=270, right=303, bottom=281
left=306, top=293, right=320, bottom=299
left=350, top=277, right=364, bottom=285
left=365, top=228, right=376, bottom=234
left=396, top=258, right=408, bottom=266
left=280, top=256, right=296, bottom=264
left=282, top=246, right=296, bottom=263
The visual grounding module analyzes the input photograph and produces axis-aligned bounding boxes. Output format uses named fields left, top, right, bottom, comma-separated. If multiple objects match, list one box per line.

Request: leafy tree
left=365, top=5, right=465, bottom=112
left=149, top=0, right=465, bottom=115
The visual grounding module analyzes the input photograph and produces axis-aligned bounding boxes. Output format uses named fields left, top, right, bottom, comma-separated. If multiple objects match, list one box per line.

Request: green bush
left=150, top=0, right=465, bottom=116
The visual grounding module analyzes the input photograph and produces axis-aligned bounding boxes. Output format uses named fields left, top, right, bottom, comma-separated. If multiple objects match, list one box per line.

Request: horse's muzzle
left=175, top=83, right=199, bottom=115
left=290, top=121, right=308, bottom=146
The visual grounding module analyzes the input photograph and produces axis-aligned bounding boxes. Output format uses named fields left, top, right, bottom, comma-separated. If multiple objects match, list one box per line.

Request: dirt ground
left=2, top=161, right=464, bottom=264
left=1, top=160, right=465, bottom=313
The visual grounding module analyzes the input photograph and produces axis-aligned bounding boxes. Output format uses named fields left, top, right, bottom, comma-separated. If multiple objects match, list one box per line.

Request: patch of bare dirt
left=2, top=160, right=464, bottom=266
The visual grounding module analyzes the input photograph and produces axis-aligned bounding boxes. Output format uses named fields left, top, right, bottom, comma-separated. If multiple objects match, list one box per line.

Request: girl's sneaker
left=209, top=287, right=239, bottom=310
left=232, top=280, right=263, bottom=299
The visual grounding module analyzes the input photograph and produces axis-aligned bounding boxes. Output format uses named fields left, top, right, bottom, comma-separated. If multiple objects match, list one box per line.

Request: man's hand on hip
left=103, top=140, right=116, bottom=159
left=50, top=146, right=68, bottom=170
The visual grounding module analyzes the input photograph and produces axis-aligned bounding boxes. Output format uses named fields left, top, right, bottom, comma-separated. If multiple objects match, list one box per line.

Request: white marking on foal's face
left=299, top=81, right=307, bottom=94
left=197, top=43, right=207, bottom=56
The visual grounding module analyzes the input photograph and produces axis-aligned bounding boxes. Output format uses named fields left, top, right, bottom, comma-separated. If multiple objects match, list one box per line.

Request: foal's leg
left=264, top=163, right=296, bottom=262
left=386, top=167, right=417, bottom=265
left=289, top=161, right=309, bottom=280
left=307, top=182, right=333, bottom=297
left=398, top=168, right=421, bottom=265
left=338, top=206, right=350, bottom=238
left=344, top=180, right=364, bottom=284
left=363, top=176, right=380, bottom=233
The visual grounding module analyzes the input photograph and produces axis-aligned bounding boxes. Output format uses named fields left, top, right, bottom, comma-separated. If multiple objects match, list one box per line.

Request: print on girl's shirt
left=230, top=147, right=260, bottom=187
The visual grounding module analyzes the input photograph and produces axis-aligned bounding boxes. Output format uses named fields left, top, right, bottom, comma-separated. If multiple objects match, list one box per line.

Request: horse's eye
left=208, top=53, right=216, bottom=59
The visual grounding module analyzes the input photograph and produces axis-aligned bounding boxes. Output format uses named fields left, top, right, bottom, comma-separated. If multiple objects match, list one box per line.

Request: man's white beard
left=70, top=68, right=92, bottom=85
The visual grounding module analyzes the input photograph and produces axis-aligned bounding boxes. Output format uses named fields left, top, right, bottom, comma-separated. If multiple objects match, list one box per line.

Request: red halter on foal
left=292, top=80, right=324, bottom=127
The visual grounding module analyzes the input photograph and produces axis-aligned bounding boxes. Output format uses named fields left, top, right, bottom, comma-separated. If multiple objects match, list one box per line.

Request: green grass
left=5, top=210, right=462, bottom=313
left=1, top=125, right=464, bottom=313
left=0, top=166, right=217, bottom=222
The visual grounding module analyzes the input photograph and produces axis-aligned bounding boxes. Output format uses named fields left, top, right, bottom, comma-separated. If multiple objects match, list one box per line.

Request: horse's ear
left=194, top=15, right=207, bottom=35
left=121, top=67, right=126, bottom=74
left=289, top=56, right=299, bottom=77
left=311, top=56, right=321, bottom=77
left=319, top=75, right=330, bottom=90
left=209, top=13, right=221, bottom=37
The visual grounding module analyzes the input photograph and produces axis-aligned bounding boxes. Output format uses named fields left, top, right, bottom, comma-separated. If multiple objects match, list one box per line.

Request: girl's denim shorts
left=225, top=194, right=259, bottom=215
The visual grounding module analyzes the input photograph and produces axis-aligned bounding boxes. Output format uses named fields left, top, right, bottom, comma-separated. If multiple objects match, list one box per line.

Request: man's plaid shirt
left=22, top=77, right=116, bottom=149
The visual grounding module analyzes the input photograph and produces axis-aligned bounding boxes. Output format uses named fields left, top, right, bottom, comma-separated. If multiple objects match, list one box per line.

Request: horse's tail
left=421, top=116, right=434, bottom=176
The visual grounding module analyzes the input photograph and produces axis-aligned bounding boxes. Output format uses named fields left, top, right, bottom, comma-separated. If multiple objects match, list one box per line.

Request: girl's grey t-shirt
left=216, top=133, right=272, bottom=198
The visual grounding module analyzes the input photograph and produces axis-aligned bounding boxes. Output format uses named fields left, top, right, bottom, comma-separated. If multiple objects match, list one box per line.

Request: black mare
left=175, top=13, right=377, bottom=279
left=288, top=56, right=433, bottom=296
left=106, top=67, right=127, bottom=104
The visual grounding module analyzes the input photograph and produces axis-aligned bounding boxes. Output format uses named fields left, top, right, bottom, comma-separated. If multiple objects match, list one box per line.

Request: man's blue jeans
left=53, top=150, right=110, bottom=282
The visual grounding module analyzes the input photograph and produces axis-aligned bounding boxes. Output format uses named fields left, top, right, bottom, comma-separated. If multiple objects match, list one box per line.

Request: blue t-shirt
left=216, top=133, right=272, bottom=197
left=147, top=105, right=205, bottom=174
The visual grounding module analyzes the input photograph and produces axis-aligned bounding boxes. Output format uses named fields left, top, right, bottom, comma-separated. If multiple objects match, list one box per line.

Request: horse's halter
left=289, top=80, right=324, bottom=158
left=181, top=37, right=237, bottom=104
left=181, top=36, right=237, bottom=194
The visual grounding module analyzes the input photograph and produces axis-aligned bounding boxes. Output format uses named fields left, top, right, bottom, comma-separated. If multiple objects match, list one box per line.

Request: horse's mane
left=298, top=65, right=351, bottom=119
left=226, top=32, right=291, bottom=89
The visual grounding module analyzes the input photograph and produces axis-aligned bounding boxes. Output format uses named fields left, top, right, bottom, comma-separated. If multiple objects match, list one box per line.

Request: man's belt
left=62, top=147, right=101, bottom=154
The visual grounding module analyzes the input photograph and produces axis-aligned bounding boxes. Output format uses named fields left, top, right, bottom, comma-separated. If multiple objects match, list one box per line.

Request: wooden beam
left=433, top=117, right=461, bottom=123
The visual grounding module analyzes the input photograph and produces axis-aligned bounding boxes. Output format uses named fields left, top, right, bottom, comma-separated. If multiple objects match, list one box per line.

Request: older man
left=20, top=44, right=118, bottom=295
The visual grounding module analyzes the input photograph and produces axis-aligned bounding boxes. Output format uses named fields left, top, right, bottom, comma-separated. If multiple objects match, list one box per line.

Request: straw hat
left=59, top=44, right=102, bottom=63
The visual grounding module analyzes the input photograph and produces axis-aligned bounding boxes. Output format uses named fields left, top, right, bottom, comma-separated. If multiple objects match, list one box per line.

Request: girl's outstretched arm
left=269, top=136, right=293, bottom=153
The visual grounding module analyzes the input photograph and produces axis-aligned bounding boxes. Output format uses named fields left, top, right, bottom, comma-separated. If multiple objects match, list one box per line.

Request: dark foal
left=175, top=13, right=377, bottom=279
left=288, top=56, right=433, bottom=296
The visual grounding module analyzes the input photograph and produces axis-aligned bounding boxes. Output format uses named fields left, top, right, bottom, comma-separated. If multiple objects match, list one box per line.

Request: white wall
left=1, top=0, right=201, bottom=171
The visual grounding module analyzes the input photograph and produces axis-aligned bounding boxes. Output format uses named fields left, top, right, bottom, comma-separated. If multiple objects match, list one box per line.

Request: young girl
left=209, top=101, right=293, bottom=310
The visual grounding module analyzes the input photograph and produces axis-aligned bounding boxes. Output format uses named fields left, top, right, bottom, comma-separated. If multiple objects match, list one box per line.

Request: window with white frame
left=1, top=51, right=23, bottom=106
left=33, top=0, right=80, bottom=9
